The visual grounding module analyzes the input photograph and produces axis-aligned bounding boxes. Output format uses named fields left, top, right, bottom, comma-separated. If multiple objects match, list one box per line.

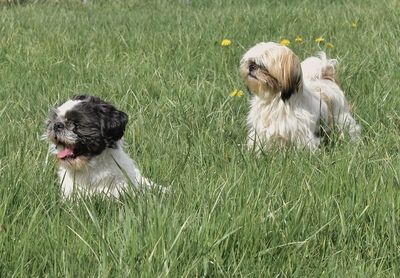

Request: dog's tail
left=301, top=52, right=339, bottom=85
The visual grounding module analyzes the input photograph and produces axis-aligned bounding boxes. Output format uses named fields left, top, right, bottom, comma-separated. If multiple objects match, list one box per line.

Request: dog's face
left=240, top=42, right=303, bottom=101
left=46, top=95, right=128, bottom=169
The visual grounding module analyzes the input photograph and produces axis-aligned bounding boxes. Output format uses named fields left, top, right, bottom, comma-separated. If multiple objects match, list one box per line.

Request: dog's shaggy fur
left=240, top=42, right=361, bottom=150
left=45, top=95, right=154, bottom=199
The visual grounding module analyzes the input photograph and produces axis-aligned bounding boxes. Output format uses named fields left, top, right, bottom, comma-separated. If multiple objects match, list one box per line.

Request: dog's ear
left=280, top=51, right=303, bottom=102
left=98, top=103, right=129, bottom=142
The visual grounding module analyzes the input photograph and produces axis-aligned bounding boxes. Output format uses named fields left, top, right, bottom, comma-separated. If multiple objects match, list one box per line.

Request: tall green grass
left=0, top=0, right=399, bottom=276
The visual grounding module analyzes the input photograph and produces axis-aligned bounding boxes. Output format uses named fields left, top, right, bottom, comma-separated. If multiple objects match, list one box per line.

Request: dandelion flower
left=279, top=39, right=290, bottom=46
left=230, top=89, right=244, bottom=97
left=351, top=21, right=357, bottom=28
left=295, top=36, right=303, bottom=43
left=315, top=37, right=325, bottom=44
left=327, top=42, right=334, bottom=48
left=221, top=39, right=232, bottom=46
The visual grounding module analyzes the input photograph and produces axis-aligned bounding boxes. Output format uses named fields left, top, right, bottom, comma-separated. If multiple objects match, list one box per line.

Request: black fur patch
left=64, top=95, right=128, bottom=157
left=281, top=72, right=302, bottom=102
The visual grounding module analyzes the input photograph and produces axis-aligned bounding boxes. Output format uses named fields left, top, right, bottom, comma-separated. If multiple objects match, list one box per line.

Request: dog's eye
left=249, top=63, right=257, bottom=72
left=65, top=121, right=76, bottom=129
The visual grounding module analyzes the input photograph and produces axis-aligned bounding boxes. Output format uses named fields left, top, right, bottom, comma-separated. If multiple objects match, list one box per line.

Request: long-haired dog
left=45, top=95, right=155, bottom=199
left=240, top=42, right=361, bottom=150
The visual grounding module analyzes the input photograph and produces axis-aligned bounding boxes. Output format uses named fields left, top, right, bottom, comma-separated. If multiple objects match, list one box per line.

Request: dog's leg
left=59, top=169, right=74, bottom=200
left=336, top=112, right=361, bottom=140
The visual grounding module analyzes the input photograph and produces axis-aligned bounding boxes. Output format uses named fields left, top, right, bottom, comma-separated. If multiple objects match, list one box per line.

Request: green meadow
left=0, top=0, right=399, bottom=276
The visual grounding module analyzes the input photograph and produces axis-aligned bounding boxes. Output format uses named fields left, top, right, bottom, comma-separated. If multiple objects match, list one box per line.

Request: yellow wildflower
left=221, top=39, right=232, bottom=46
left=230, top=89, right=245, bottom=97
left=279, top=39, right=290, bottom=46
left=351, top=21, right=357, bottom=28
left=295, top=36, right=303, bottom=43
left=315, top=37, right=325, bottom=44
left=327, top=42, right=334, bottom=48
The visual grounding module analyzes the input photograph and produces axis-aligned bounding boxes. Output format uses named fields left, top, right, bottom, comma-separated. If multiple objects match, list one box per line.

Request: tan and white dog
left=240, top=42, right=361, bottom=150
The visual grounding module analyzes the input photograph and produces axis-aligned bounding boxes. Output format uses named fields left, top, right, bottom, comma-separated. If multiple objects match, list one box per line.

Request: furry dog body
left=240, top=42, right=361, bottom=150
left=56, top=140, right=151, bottom=199
left=46, top=95, right=153, bottom=199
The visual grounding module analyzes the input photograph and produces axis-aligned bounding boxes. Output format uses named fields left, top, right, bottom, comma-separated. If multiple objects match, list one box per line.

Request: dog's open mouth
left=56, top=144, right=77, bottom=160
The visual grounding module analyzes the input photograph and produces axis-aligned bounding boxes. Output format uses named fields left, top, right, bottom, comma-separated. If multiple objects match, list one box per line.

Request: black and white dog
left=45, top=95, right=155, bottom=199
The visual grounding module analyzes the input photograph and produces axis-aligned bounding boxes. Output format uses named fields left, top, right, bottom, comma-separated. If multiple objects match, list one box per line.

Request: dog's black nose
left=53, top=122, right=64, bottom=131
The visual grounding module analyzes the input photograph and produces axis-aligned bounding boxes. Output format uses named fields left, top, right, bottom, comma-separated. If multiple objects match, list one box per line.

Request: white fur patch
left=58, top=140, right=159, bottom=199
left=57, top=100, right=81, bottom=117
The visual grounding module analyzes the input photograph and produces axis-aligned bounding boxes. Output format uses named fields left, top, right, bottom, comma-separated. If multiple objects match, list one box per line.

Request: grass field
left=0, top=0, right=399, bottom=276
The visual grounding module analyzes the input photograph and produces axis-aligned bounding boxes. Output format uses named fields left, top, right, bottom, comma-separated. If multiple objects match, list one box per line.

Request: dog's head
left=240, top=42, right=303, bottom=101
left=46, top=95, right=128, bottom=169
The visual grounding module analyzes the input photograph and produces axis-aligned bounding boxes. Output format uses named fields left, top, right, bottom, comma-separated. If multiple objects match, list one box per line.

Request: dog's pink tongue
left=57, top=147, right=74, bottom=159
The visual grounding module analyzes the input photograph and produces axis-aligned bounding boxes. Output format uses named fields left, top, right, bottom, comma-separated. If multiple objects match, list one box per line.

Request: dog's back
left=301, top=52, right=339, bottom=84
left=301, top=52, right=361, bottom=139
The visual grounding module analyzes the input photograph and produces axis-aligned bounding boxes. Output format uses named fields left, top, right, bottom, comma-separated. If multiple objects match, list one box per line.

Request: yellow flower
left=315, top=37, right=325, bottom=44
left=351, top=21, right=357, bottom=28
left=279, top=39, right=290, bottom=46
left=327, top=42, right=334, bottom=48
left=230, top=89, right=244, bottom=97
left=295, top=36, right=303, bottom=43
left=221, top=39, right=232, bottom=46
